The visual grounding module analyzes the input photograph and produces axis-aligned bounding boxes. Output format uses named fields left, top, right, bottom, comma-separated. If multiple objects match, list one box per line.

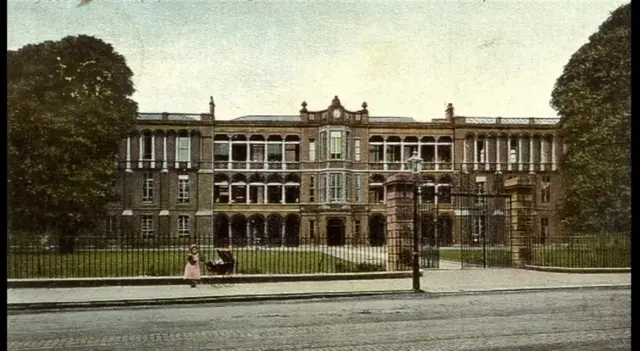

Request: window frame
left=309, top=175, right=316, bottom=202
left=142, top=133, right=153, bottom=160
left=176, top=135, right=190, bottom=162
left=141, top=215, right=154, bottom=238
left=178, top=215, right=190, bottom=237
left=330, top=131, right=342, bottom=160
left=178, top=174, right=190, bottom=204
left=142, top=172, right=154, bottom=202
left=308, top=139, right=316, bottom=162
left=329, top=173, right=343, bottom=202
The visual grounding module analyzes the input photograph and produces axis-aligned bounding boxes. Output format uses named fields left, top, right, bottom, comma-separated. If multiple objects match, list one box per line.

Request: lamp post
left=406, top=150, right=423, bottom=292
left=426, top=179, right=439, bottom=268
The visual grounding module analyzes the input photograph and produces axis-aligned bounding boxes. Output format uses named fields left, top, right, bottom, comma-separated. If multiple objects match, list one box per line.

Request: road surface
left=7, top=288, right=630, bottom=350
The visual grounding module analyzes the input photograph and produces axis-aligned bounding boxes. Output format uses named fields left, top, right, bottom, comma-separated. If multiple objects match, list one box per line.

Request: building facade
left=109, top=96, right=563, bottom=247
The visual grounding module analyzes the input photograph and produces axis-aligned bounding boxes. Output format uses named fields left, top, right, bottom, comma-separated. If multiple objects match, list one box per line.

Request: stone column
left=462, top=138, right=467, bottom=172
left=385, top=174, right=415, bottom=271
left=138, top=136, right=144, bottom=168
left=400, top=141, right=405, bottom=170
left=473, top=135, right=478, bottom=171
left=484, top=137, right=489, bottom=170
left=496, top=136, right=501, bottom=172
left=434, top=140, right=439, bottom=171
left=262, top=185, right=268, bottom=204
left=162, top=135, right=168, bottom=171
left=540, top=139, right=546, bottom=172
left=529, top=136, right=534, bottom=173
left=383, top=139, right=388, bottom=170
left=150, top=134, right=156, bottom=168
left=246, top=221, right=252, bottom=246
left=518, top=136, right=523, bottom=171
left=281, top=140, right=286, bottom=170
left=257, top=184, right=265, bottom=204
left=126, top=136, right=132, bottom=171
left=551, top=137, right=557, bottom=171
left=504, top=176, right=534, bottom=268
left=263, top=141, right=268, bottom=169
left=246, top=141, right=251, bottom=169
left=507, top=135, right=512, bottom=171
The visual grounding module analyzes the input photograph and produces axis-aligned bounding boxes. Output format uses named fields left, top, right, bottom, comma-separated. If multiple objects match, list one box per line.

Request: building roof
left=231, top=115, right=417, bottom=123
left=136, top=113, right=559, bottom=125
left=138, top=113, right=202, bottom=121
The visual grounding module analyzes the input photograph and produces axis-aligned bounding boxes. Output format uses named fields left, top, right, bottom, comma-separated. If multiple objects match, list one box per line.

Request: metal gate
left=453, top=192, right=513, bottom=268
left=419, top=198, right=440, bottom=269
left=417, top=171, right=513, bottom=270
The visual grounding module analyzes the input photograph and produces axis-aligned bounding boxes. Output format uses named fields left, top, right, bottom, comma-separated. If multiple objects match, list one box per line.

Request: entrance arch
left=284, top=214, right=300, bottom=247
left=248, top=214, right=266, bottom=246
left=327, top=218, right=345, bottom=246
left=368, top=214, right=386, bottom=247
left=266, top=214, right=283, bottom=247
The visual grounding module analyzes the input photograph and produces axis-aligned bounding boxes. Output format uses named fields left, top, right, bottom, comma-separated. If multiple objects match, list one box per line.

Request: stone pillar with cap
left=385, top=173, right=415, bottom=271
left=504, top=176, right=534, bottom=267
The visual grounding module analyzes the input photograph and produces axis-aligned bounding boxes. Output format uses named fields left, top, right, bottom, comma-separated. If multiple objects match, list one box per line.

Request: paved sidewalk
left=7, top=269, right=630, bottom=305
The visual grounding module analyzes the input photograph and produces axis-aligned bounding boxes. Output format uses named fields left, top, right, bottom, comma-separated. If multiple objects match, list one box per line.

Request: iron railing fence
left=526, top=209, right=630, bottom=268
left=528, top=233, right=630, bottom=268
left=7, top=234, right=391, bottom=279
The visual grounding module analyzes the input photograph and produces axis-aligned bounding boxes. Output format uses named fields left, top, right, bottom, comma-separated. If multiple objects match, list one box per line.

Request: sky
left=8, top=0, right=628, bottom=121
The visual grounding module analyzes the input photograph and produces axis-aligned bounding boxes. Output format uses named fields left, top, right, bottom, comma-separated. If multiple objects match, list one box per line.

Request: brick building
left=109, top=96, right=563, bottom=247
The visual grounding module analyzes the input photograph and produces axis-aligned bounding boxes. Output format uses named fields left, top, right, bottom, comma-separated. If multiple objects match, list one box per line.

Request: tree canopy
left=550, top=3, right=630, bottom=236
left=8, top=35, right=138, bottom=249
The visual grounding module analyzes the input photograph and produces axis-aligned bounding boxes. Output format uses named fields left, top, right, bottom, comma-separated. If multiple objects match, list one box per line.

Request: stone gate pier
left=504, top=176, right=535, bottom=267
left=385, top=174, right=415, bottom=271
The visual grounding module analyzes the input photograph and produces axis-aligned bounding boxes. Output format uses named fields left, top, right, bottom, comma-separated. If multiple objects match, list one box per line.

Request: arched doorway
left=230, top=214, right=247, bottom=247
left=327, top=218, right=345, bottom=246
left=284, top=214, right=300, bottom=247
left=213, top=214, right=229, bottom=247
left=248, top=214, right=266, bottom=246
left=368, top=214, right=386, bottom=246
left=266, top=214, right=283, bottom=247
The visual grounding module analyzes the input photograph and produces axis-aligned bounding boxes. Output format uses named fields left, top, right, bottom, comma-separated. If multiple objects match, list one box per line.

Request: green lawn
left=436, top=245, right=630, bottom=268
left=7, top=249, right=382, bottom=278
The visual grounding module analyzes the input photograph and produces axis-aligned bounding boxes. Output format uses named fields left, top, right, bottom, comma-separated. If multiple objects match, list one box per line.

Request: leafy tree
left=550, top=3, right=630, bottom=236
left=8, top=35, right=138, bottom=253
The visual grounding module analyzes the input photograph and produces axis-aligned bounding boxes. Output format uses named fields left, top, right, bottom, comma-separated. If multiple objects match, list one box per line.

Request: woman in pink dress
left=184, top=244, right=201, bottom=287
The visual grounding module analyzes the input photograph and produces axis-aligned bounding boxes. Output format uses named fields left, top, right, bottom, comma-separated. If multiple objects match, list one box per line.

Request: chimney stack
left=445, top=103, right=455, bottom=120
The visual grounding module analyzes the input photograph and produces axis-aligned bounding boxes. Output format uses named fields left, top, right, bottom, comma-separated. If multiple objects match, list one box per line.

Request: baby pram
left=204, top=248, right=235, bottom=275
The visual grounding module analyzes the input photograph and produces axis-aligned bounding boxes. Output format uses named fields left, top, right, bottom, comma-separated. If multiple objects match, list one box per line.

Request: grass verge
left=436, top=246, right=630, bottom=268
left=7, top=249, right=384, bottom=278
